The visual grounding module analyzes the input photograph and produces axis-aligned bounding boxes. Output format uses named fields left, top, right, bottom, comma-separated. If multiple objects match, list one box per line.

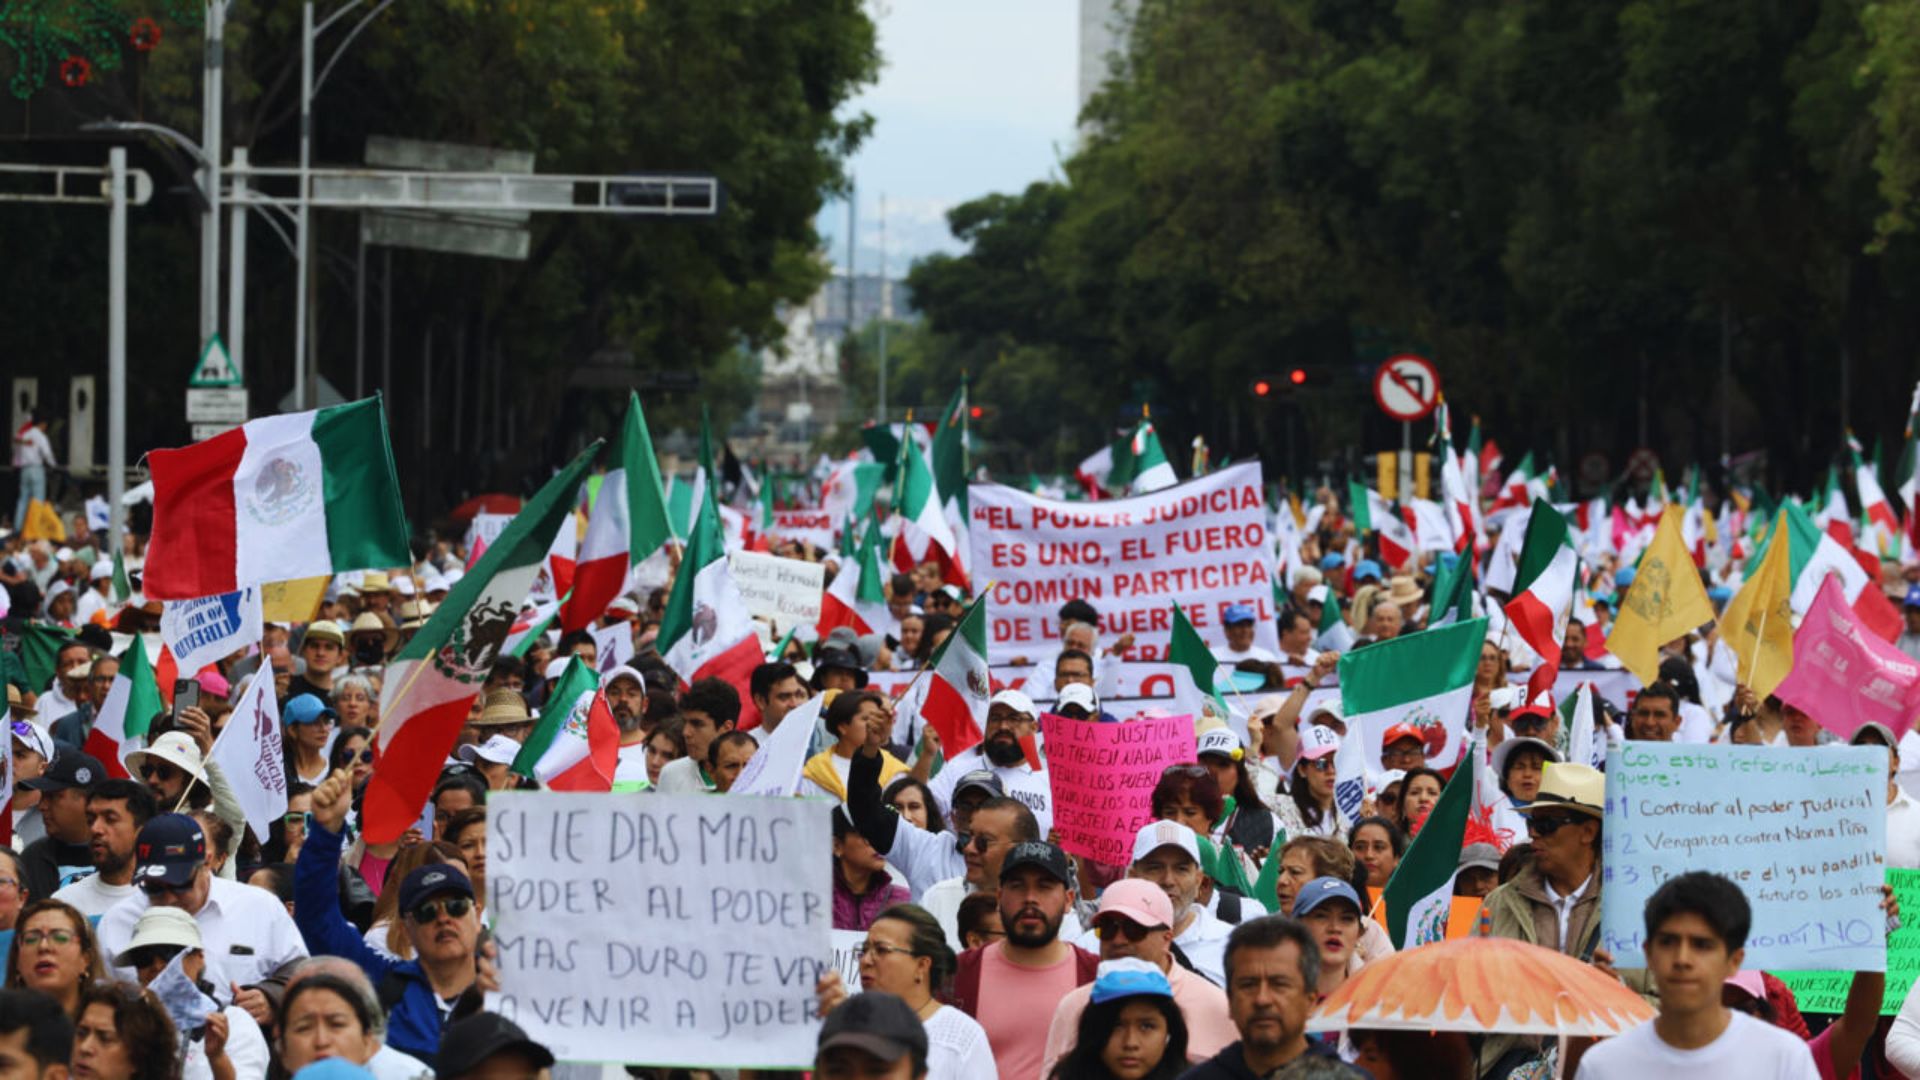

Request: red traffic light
left=1253, top=380, right=1272, bottom=396
left=1289, top=368, right=1307, bottom=385
left=969, top=405, right=984, bottom=419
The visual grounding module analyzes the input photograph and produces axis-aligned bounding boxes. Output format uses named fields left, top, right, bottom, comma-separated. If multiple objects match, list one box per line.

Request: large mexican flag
left=1339, top=617, right=1486, bottom=773
left=658, top=484, right=764, bottom=724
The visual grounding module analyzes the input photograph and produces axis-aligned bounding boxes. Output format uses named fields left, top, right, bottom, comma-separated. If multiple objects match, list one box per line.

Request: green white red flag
left=1169, top=602, right=1233, bottom=729
left=892, top=437, right=966, bottom=587
left=511, top=659, right=617, bottom=791
left=1129, top=420, right=1176, bottom=493
left=362, top=442, right=601, bottom=843
left=658, top=484, right=764, bottom=722
left=1340, top=618, right=1485, bottom=773
left=89, top=635, right=160, bottom=779
left=1502, top=498, right=1577, bottom=661
left=1348, top=480, right=1413, bottom=568
left=818, top=518, right=892, bottom=638
left=899, top=596, right=987, bottom=756
left=562, top=392, right=672, bottom=631
left=1383, top=758, right=1475, bottom=948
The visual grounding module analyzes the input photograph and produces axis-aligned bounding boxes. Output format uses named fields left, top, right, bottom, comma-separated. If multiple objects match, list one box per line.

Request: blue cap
left=1614, top=566, right=1636, bottom=588
left=135, top=814, right=208, bottom=888
left=1223, top=603, right=1256, bottom=625
left=1353, top=560, right=1383, bottom=583
left=1707, top=586, right=1733, bottom=604
left=397, top=862, right=475, bottom=914
left=294, top=1060, right=376, bottom=1080
left=1291, top=876, right=1363, bottom=918
left=283, top=693, right=338, bottom=726
left=1088, top=959, right=1173, bottom=1005
left=1319, top=552, right=1346, bottom=571
left=1904, top=585, right=1920, bottom=609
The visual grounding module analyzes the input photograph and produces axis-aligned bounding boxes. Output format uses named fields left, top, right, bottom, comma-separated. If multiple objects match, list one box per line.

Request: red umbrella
left=447, top=494, right=522, bottom=522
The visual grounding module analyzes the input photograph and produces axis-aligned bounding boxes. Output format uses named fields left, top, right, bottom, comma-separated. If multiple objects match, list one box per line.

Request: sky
left=816, top=1, right=1082, bottom=276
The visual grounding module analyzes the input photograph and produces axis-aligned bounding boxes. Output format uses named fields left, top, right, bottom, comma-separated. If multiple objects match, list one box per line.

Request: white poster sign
left=486, top=792, right=833, bottom=1068
left=727, top=551, right=825, bottom=631
left=160, top=587, right=262, bottom=676
left=968, top=462, right=1279, bottom=664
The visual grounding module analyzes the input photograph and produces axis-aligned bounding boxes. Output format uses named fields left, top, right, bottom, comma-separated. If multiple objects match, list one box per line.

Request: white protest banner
left=830, top=929, right=866, bottom=995
left=160, top=587, right=261, bottom=675
left=1600, top=742, right=1888, bottom=972
left=487, top=791, right=833, bottom=1067
left=208, top=672, right=287, bottom=843
left=727, top=550, right=825, bottom=631
left=772, top=509, right=835, bottom=553
left=968, top=462, right=1278, bottom=664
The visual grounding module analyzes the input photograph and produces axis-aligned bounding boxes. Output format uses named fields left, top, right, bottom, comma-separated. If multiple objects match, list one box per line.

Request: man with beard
left=604, top=665, right=651, bottom=789
left=949, top=841, right=1097, bottom=1080
left=748, top=661, right=811, bottom=745
left=1075, top=822, right=1233, bottom=987
left=1180, top=916, right=1361, bottom=1078
left=19, top=749, right=105, bottom=901
left=51, top=778, right=155, bottom=917
left=918, top=797, right=1081, bottom=953
left=927, top=691, right=1053, bottom=836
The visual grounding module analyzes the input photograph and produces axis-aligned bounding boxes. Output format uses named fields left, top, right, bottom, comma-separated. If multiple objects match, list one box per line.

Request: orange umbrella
left=1307, top=936, right=1654, bottom=1037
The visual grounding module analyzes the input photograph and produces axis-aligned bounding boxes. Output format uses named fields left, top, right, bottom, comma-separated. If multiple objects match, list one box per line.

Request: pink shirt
left=975, top=942, right=1085, bottom=1080
left=1041, top=961, right=1238, bottom=1073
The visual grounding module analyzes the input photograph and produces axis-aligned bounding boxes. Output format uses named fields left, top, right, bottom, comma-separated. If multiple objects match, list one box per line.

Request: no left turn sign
left=1372, top=354, right=1440, bottom=421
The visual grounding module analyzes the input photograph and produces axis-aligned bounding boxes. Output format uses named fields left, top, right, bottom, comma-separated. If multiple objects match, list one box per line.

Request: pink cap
left=195, top=671, right=230, bottom=700
left=1096, top=879, right=1174, bottom=930
left=1724, top=969, right=1766, bottom=1001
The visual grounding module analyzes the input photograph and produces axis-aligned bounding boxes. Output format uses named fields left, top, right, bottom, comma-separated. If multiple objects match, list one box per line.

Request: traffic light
left=1289, top=368, right=1307, bottom=385
left=969, top=405, right=984, bottom=420
left=1252, top=379, right=1273, bottom=397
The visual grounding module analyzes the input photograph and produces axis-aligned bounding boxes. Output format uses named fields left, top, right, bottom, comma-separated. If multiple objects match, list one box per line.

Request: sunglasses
left=1094, top=918, right=1159, bottom=942
left=139, top=878, right=195, bottom=898
left=408, top=897, right=473, bottom=924
left=1526, top=813, right=1583, bottom=837
left=129, top=945, right=185, bottom=969
left=140, top=763, right=179, bottom=780
left=1299, top=757, right=1336, bottom=772
left=1163, top=764, right=1208, bottom=778
left=1509, top=715, right=1548, bottom=735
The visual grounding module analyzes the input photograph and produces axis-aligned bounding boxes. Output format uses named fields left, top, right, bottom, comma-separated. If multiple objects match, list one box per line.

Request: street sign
left=191, top=423, right=240, bottom=442
left=190, top=337, right=241, bottom=387
left=185, top=388, right=248, bottom=425
left=1372, top=354, right=1440, bottom=421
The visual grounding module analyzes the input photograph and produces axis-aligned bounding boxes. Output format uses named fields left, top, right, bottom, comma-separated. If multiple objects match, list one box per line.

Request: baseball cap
left=23, top=749, right=105, bottom=793
left=1353, top=559, right=1383, bottom=583
left=1614, top=566, right=1636, bottom=588
left=436, top=1012, right=556, bottom=1078
left=1457, top=843, right=1502, bottom=874
left=89, top=559, right=114, bottom=582
left=1197, top=728, right=1242, bottom=761
left=1724, top=970, right=1767, bottom=1001
left=1305, top=699, right=1345, bottom=729
left=1297, top=724, right=1340, bottom=762
left=989, top=689, right=1036, bottom=717
left=10, top=721, right=51, bottom=762
left=283, top=694, right=339, bottom=727
left=1852, top=723, right=1898, bottom=748
left=112, top=905, right=203, bottom=967
left=1223, top=603, right=1256, bottom=625
left=396, top=863, right=476, bottom=914
left=1319, top=553, right=1346, bottom=571
left=1129, top=820, right=1201, bottom=867
left=1094, top=879, right=1173, bottom=930
left=1906, top=584, right=1920, bottom=610
left=816, top=992, right=927, bottom=1069
left=999, top=840, right=1073, bottom=886
left=134, top=815, right=208, bottom=888
left=1089, top=958, right=1173, bottom=1005
left=606, top=596, right=641, bottom=617
left=458, top=734, right=523, bottom=766
left=293, top=1060, right=375, bottom=1080
left=1056, top=684, right=1099, bottom=715
left=1381, top=723, right=1423, bottom=749
left=951, top=770, right=1004, bottom=799
left=302, top=623, right=345, bottom=648
left=1291, top=876, right=1362, bottom=918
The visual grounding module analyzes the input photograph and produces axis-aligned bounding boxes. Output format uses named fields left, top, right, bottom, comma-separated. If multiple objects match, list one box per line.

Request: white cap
left=90, top=559, right=114, bottom=582
left=1130, top=820, right=1201, bottom=867
left=602, top=664, right=645, bottom=690
left=607, top=596, right=641, bottom=616
left=443, top=568, right=465, bottom=587
left=1298, top=723, right=1340, bottom=761
left=544, top=656, right=573, bottom=681
left=1056, top=684, right=1099, bottom=713
left=1304, top=699, right=1345, bottom=729
left=53, top=547, right=73, bottom=562
left=1307, top=583, right=1331, bottom=605
left=422, top=572, right=449, bottom=593
left=11, top=723, right=52, bottom=762
left=989, top=689, right=1036, bottom=717
left=392, top=576, right=417, bottom=597
left=458, top=734, right=523, bottom=766
left=1197, top=727, right=1243, bottom=760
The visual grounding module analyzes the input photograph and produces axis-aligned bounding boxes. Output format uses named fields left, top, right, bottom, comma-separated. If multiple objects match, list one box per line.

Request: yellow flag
left=261, top=577, right=330, bottom=623
left=1717, top=511, right=1794, bottom=695
left=22, top=499, right=64, bottom=543
left=1606, top=506, right=1718, bottom=684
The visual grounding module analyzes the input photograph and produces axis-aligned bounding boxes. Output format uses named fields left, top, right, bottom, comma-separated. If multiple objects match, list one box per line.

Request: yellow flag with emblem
left=1606, top=506, right=1718, bottom=684
left=1716, top=510, right=1794, bottom=696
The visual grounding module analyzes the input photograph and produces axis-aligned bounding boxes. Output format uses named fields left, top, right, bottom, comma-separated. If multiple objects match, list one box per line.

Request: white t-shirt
left=653, top=756, right=713, bottom=794
left=924, top=1004, right=998, bottom=1080
left=1575, top=1011, right=1820, bottom=1080
left=614, top=742, right=649, bottom=786
left=1212, top=643, right=1279, bottom=665
left=182, top=1005, right=270, bottom=1080
left=53, top=873, right=138, bottom=919
left=927, top=747, right=1053, bottom=836
left=1890, top=788, right=1920, bottom=870
left=13, top=427, right=54, bottom=468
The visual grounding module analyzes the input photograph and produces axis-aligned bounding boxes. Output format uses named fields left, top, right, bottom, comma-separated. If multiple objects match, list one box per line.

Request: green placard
left=1773, top=867, right=1920, bottom=1015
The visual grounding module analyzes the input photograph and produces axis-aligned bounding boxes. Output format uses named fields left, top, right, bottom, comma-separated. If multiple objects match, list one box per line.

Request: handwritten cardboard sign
left=485, top=792, right=832, bottom=1067
left=728, top=551, right=825, bottom=632
left=1600, top=743, right=1888, bottom=972
left=1774, top=868, right=1920, bottom=1014
left=1042, top=712, right=1197, bottom=866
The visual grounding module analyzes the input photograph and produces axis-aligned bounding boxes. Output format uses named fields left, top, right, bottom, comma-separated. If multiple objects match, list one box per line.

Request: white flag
left=589, top=622, right=635, bottom=675
left=160, top=587, right=261, bottom=676
left=730, top=694, right=824, bottom=797
left=209, top=674, right=288, bottom=843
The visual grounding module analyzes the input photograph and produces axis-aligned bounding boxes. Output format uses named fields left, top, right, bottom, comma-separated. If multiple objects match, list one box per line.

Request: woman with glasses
left=1194, top=730, right=1277, bottom=863
left=71, top=981, right=179, bottom=1080
left=882, top=776, right=946, bottom=836
left=115, top=906, right=269, bottom=1080
left=328, top=727, right=377, bottom=794
left=359, top=841, right=467, bottom=962
left=822, top=903, right=995, bottom=1080
left=262, top=783, right=314, bottom=865
left=5, top=898, right=105, bottom=1018
left=1275, top=726, right=1348, bottom=840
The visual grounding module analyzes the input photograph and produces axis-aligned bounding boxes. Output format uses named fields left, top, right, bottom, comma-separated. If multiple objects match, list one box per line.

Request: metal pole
left=227, top=146, right=248, bottom=381
left=107, top=149, right=128, bottom=555
left=1400, top=420, right=1413, bottom=501
left=354, top=215, right=366, bottom=399
left=199, top=1, right=224, bottom=349
left=293, top=0, right=314, bottom=411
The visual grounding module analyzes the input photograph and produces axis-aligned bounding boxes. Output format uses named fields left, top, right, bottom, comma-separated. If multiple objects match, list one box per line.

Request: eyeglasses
left=344, top=749, right=375, bottom=765
left=19, top=929, right=74, bottom=947
left=861, top=942, right=915, bottom=960
left=408, top=897, right=473, bottom=924
left=283, top=811, right=313, bottom=829
left=1094, top=918, right=1160, bottom=942
left=1526, top=813, right=1582, bottom=837
left=961, top=834, right=999, bottom=853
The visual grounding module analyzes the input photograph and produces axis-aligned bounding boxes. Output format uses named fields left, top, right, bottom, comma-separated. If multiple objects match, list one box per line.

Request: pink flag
left=1774, top=575, right=1920, bottom=742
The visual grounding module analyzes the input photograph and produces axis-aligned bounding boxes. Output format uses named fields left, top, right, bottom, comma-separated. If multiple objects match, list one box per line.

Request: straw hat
left=473, top=689, right=532, bottom=728
left=1386, top=575, right=1424, bottom=608
left=360, top=571, right=392, bottom=594
left=1514, top=762, right=1605, bottom=819
left=348, top=611, right=399, bottom=653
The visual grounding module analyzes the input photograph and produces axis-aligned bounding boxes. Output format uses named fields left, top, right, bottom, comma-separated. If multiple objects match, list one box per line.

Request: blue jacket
left=294, top=822, right=451, bottom=1067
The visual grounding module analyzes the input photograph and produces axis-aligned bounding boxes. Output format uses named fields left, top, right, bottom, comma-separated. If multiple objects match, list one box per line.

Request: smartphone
left=172, top=678, right=200, bottom=719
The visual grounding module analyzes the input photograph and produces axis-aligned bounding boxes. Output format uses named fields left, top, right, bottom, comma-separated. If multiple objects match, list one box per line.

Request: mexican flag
left=144, top=397, right=409, bottom=600
left=1489, top=452, right=1535, bottom=516
left=899, top=596, right=988, bottom=756
left=1075, top=444, right=1114, bottom=500
left=1129, top=420, right=1176, bottom=494
left=562, top=392, right=673, bottom=631
left=1502, top=498, right=1578, bottom=661
left=1896, top=381, right=1920, bottom=551
left=658, top=486, right=764, bottom=723
left=1169, top=602, right=1233, bottom=729
left=1382, top=755, right=1475, bottom=948
left=1434, top=400, right=1475, bottom=554
left=511, top=660, right=616, bottom=791
left=1560, top=681, right=1609, bottom=770
left=818, top=518, right=892, bottom=638
left=1340, top=617, right=1486, bottom=773
left=932, top=383, right=972, bottom=581
left=89, top=635, right=160, bottom=779
left=821, top=461, right=885, bottom=542
left=1429, top=554, right=1476, bottom=628
left=1755, top=501, right=1900, bottom=641
left=362, top=443, right=601, bottom=844
left=1852, top=435, right=1900, bottom=556
left=1348, top=481, right=1413, bottom=568
left=1312, top=585, right=1357, bottom=652
left=892, top=438, right=966, bottom=588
